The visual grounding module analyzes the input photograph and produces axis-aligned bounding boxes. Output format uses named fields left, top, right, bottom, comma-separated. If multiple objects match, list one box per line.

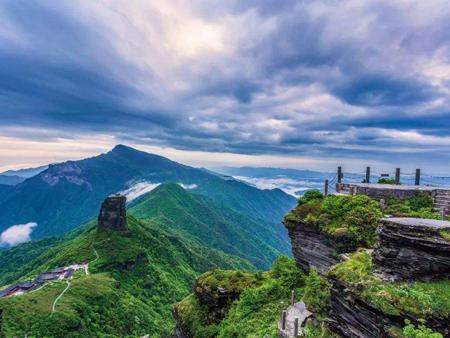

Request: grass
left=329, top=251, right=450, bottom=318
left=285, top=193, right=382, bottom=248
left=196, top=269, right=266, bottom=294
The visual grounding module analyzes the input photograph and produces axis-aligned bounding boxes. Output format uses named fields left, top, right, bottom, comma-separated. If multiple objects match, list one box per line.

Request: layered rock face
left=373, top=218, right=450, bottom=280
left=327, top=279, right=402, bottom=338
left=98, top=195, right=128, bottom=231
left=327, top=279, right=450, bottom=338
left=286, top=221, right=356, bottom=275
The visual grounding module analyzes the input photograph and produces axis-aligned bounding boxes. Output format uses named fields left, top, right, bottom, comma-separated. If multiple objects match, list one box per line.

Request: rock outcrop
left=98, top=195, right=128, bottom=231
left=194, top=283, right=241, bottom=322
left=286, top=221, right=355, bottom=275
left=327, top=279, right=449, bottom=338
left=373, top=218, right=450, bottom=281
left=172, top=308, right=193, bottom=338
left=327, top=279, right=401, bottom=338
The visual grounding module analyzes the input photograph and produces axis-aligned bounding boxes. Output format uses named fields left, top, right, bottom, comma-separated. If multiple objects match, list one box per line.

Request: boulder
left=373, top=218, right=450, bottom=281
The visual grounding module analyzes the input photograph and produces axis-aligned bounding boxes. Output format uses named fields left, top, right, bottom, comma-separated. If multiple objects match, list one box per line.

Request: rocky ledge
left=285, top=221, right=355, bottom=275
left=327, top=279, right=449, bottom=338
left=98, top=195, right=128, bottom=231
left=373, top=217, right=450, bottom=281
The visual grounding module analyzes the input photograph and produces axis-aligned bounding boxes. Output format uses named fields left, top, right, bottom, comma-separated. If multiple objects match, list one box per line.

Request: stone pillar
left=98, top=195, right=128, bottom=231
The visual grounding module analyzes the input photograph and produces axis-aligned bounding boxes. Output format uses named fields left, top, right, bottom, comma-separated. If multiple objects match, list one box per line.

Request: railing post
left=366, top=167, right=370, bottom=183
left=380, top=199, right=385, bottom=213
left=294, top=318, right=299, bottom=337
left=415, top=169, right=421, bottom=186
left=324, top=180, right=329, bottom=196
left=281, top=310, right=287, bottom=330
left=291, top=290, right=295, bottom=306
left=337, top=166, right=342, bottom=184
left=395, top=168, right=400, bottom=185
left=441, top=207, right=446, bottom=221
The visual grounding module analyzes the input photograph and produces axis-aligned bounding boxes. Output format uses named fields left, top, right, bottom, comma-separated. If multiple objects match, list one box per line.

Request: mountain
left=0, top=196, right=253, bottom=337
left=0, top=145, right=295, bottom=239
left=0, top=175, right=26, bottom=185
left=130, top=183, right=290, bottom=268
left=0, top=165, right=48, bottom=178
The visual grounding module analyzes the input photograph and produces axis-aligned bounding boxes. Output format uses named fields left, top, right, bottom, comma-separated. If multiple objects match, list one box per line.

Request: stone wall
left=373, top=217, right=450, bottom=281
left=336, top=183, right=433, bottom=200
left=97, top=195, right=128, bottom=231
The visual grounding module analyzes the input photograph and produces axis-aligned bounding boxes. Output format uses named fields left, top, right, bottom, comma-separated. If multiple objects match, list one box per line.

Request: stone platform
left=373, top=217, right=450, bottom=281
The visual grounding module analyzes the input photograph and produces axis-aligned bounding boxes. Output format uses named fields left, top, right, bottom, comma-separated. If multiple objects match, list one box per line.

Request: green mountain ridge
left=130, top=183, right=290, bottom=268
left=0, top=208, right=253, bottom=337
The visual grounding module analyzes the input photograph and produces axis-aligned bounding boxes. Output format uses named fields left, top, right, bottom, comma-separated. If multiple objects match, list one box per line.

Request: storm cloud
left=1, top=1, right=450, bottom=172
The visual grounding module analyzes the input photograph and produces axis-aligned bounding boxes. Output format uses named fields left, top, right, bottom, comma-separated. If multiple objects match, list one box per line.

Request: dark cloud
left=0, top=0, right=449, bottom=170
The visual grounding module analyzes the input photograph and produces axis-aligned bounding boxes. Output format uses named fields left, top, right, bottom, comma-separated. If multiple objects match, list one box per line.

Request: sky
left=1, top=1, right=450, bottom=174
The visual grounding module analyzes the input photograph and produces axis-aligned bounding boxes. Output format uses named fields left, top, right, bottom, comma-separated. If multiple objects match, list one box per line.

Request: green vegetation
left=0, top=144, right=295, bottom=241
left=303, top=321, right=338, bottom=338
left=285, top=192, right=382, bottom=248
left=378, top=178, right=397, bottom=184
left=402, top=319, right=443, bottom=338
left=329, top=251, right=450, bottom=319
left=130, top=182, right=289, bottom=269
left=175, top=256, right=336, bottom=338
left=385, top=192, right=439, bottom=219
left=0, top=212, right=254, bottom=337
left=285, top=190, right=440, bottom=249
left=196, top=269, right=265, bottom=294
left=439, top=229, right=450, bottom=241
left=302, top=268, right=331, bottom=316
left=175, top=257, right=307, bottom=338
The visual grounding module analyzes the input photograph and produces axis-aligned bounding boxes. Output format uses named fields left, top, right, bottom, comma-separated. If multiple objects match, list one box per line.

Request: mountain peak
left=111, top=144, right=138, bottom=153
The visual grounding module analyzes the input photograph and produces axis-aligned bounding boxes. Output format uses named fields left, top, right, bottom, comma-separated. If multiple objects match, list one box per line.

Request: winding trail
left=87, top=238, right=108, bottom=274
left=50, top=238, right=106, bottom=315
left=51, top=280, right=70, bottom=314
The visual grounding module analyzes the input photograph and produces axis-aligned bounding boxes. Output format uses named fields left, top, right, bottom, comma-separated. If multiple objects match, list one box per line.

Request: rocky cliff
left=327, top=279, right=403, bottom=338
left=327, top=276, right=449, bottom=338
left=98, top=195, right=128, bottom=231
left=285, top=220, right=357, bottom=275
left=173, top=283, right=241, bottom=338
left=286, top=221, right=340, bottom=274
left=373, top=218, right=450, bottom=281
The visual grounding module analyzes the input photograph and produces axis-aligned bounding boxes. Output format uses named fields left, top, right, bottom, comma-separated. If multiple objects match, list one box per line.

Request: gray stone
left=98, top=195, right=128, bottom=231
left=285, top=220, right=356, bottom=275
left=373, top=217, right=450, bottom=281
left=327, top=279, right=450, bottom=338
